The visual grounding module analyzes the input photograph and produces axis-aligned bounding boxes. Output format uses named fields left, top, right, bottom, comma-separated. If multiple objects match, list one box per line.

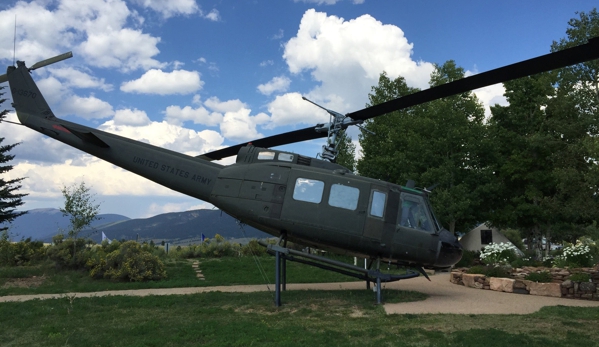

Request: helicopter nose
left=433, top=229, right=463, bottom=268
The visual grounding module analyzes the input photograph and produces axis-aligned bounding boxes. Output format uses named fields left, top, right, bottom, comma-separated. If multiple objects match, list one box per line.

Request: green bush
left=568, top=272, right=591, bottom=282
left=553, top=241, right=594, bottom=268
left=524, top=271, right=552, bottom=283
left=480, top=242, right=518, bottom=266
left=455, top=250, right=478, bottom=267
left=0, top=233, right=46, bottom=266
left=466, top=265, right=511, bottom=278
left=239, top=239, right=267, bottom=257
left=501, top=228, right=525, bottom=251
left=46, top=235, right=91, bottom=270
left=87, top=241, right=166, bottom=282
left=510, top=256, right=542, bottom=268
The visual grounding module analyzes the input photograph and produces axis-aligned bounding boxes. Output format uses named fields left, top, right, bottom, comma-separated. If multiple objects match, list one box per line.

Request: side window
left=398, top=193, right=433, bottom=232
left=369, top=190, right=386, bottom=218
left=293, top=178, right=324, bottom=203
left=328, top=184, right=359, bottom=210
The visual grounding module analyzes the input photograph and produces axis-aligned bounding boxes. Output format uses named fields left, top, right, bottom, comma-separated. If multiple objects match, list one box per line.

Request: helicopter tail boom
left=4, top=57, right=223, bottom=203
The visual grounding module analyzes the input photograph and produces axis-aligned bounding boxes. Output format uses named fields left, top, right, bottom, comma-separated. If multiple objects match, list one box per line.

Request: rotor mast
left=302, top=97, right=365, bottom=163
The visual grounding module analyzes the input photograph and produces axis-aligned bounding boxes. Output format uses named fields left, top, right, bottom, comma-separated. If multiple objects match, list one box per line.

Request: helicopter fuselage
left=6, top=59, right=462, bottom=270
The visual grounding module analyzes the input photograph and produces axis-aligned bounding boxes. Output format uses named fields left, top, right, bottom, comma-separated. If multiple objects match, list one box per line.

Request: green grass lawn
left=1, top=291, right=598, bottom=347
left=2, top=255, right=599, bottom=346
left=0, top=255, right=368, bottom=296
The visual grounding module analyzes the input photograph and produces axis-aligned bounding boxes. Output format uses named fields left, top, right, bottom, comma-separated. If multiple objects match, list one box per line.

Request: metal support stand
left=275, top=250, right=281, bottom=307
left=259, top=240, right=419, bottom=306
left=282, top=254, right=287, bottom=291
left=375, top=257, right=382, bottom=305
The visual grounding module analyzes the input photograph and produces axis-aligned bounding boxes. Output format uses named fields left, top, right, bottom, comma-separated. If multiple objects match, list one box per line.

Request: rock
left=462, top=274, right=485, bottom=289
left=561, top=280, right=573, bottom=288
left=579, top=282, right=597, bottom=293
left=513, top=288, right=530, bottom=295
left=513, top=280, right=527, bottom=289
left=525, top=281, right=562, bottom=298
left=490, top=277, right=515, bottom=293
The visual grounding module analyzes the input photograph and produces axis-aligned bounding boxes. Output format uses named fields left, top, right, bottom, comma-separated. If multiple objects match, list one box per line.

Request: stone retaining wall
left=450, top=266, right=599, bottom=300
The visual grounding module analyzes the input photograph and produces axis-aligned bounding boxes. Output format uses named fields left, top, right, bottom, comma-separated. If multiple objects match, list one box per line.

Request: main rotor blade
left=347, top=37, right=599, bottom=121
left=198, top=126, right=327, bottom=161
left=29, top=52, right=73, bottom=71
left=199, top=37, right=599, bottom=161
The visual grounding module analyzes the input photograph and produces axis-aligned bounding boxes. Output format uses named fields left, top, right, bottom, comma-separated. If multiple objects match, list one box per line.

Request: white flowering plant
left=480, top=242, right=518, bottom=267
left=553, top=241, right=594, bottom=268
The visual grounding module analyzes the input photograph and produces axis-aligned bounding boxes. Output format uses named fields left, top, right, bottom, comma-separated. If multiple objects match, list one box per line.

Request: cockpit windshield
left=398, top=193, right=435, bottom=233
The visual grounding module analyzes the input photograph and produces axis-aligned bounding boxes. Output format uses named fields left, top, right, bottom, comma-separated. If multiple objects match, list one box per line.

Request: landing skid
left=258, top=241, right=420, bottom=306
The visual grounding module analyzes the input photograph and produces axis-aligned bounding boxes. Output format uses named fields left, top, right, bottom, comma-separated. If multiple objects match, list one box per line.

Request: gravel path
left=2, top=273, right=599, bottom=314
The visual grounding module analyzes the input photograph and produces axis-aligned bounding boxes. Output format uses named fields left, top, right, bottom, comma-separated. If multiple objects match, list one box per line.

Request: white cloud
left=99, top=119, right=224, bottom=156
left=0, top=0, right=164, bottom=72
left=79, top=28, right=164, bottom=71
left=164, top=105, right=223, bottom=126
left=220, top=108, right=269, bottom=142
left=120, top=69, right=203, bottom=95
left=131, top=0, right=199, bottom=18
left=60, top=94, right=114, bottom=120
left=472, top=83, right=507, bottom=119
left=49, top=67, right=113, bottom=92
left=113, top=108, right=151, bottom=126
left=204, top=9, right=220, bottom=21
left=257, top=76, right=291, bottom=95
left=203, top=97, right=246, bottom=113
left=260, top=60, right=274, bottom=67
left=146, top=201, right=215, bottom=217
left=266, top=92, right=329, bottom=128
left=282, top=9, right=434, bottom=119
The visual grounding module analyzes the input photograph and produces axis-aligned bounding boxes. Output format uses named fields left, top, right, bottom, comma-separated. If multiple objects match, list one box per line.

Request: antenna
left=13, top=15, right=17, bottom=66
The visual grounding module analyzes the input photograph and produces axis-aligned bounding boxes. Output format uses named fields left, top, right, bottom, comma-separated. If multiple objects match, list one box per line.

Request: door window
left=292, top=178, right=324, bottom=203
left=369, top=190, right=387, bottom=218
left=328, top=184, right=359, bottom=210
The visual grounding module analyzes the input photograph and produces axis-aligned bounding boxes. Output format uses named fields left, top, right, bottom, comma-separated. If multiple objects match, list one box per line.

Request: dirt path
left=2, top=273, right=599, bottom=314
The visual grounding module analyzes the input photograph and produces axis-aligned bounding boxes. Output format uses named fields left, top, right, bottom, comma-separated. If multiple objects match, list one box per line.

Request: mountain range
left=3, top=208, right=270, bottom=244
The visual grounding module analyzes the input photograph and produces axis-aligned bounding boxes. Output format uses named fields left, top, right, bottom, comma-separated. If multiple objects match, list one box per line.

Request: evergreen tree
left=358, top=62, right=489, bottom=234
left=0, top=86, right=27, bottom=232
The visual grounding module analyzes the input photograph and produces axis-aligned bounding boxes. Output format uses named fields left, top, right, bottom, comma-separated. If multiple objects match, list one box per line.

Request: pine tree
left=0, top=86, right=27, bottom=232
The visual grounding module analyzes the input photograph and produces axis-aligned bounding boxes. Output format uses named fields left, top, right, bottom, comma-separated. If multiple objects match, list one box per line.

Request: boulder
left=490, top=277, right=515, bottom=293
left=561, top=280, right=573, bottom=288
left=525, top=281, right=562, bottom=298
left=579, top=282, right=596, bottom=293
left=462, top=274, right=485, bottom=289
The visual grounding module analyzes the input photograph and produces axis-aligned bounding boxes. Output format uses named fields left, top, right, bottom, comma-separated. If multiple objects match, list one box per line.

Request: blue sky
left=0, top=0, right=596, bottom=219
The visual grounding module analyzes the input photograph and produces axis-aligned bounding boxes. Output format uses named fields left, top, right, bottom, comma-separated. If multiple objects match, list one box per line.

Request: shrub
left=501, top=228, right=525, bottom=252
left=87, top=241, right=166, bottom=282
left=480, top=242, right=518, bottom=267
left=510, top=256, right=542, bottom=268
left=524, top=271, right=552, bottom=283
left=466, top=265, right=511, bottom=278
left=240, top=239, right=267, bottom=257
left=553, top=241, right=594, bottom=268
left=46, top=236, right=91, bottom=269
left=568, top=272, right=591, bottom=282
left=0, top=232, right=46, bottom=266
left=455, top=250, right=478, bottom=268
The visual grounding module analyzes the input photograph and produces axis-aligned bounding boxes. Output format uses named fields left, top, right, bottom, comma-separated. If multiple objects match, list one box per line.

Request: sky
left=0, top=0, right=595, bottom=219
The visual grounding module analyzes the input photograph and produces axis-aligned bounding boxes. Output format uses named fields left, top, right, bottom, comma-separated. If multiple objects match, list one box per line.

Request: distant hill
left=90, top=209, right=270, bottom=244
left=3, top=208, right=130, bottom=241
left=3, top=208, right=270, bottom=244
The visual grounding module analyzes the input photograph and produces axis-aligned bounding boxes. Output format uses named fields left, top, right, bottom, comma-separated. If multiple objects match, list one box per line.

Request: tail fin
left=5, top=61, right=55, bottom=124
left=1, top=52, right=72, bottom=124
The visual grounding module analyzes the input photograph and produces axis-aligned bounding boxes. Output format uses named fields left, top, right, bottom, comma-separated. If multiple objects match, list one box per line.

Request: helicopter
left=1, top=36, right=598, bottom=305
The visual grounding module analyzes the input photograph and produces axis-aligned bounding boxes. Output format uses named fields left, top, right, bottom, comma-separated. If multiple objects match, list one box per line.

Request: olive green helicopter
left=2, top=37, right=598, bottom=305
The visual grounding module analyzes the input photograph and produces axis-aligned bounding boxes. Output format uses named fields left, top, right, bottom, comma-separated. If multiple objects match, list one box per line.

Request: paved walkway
left=2, top=273, right=599, bottom=314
